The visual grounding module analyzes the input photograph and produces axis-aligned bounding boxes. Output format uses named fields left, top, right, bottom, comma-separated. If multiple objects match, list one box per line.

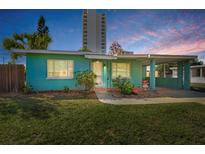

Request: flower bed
left=110, top=89, right=161, bottom=99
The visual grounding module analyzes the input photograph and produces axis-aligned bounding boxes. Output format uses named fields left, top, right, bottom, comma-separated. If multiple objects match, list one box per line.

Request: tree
left=2, top=16, right=52, bottom=63
left=109, top=41, right=124, bottom=55
left=76, top=71, right=96, bottom=91
left=3, top=33, right=28, bottom=50
left=30, top=16, right=52, bottom=49
left=3, top=33, right=31, bottom=63
left=191, top=59, right=204, bottom=66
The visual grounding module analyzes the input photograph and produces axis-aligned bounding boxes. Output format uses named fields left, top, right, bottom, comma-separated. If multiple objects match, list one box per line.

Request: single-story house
left=12, top=50, right=197, bottom=91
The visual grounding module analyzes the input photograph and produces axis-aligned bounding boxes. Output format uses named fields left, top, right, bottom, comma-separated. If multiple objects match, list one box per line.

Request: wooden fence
left=0, top=64, right=25, bottom=92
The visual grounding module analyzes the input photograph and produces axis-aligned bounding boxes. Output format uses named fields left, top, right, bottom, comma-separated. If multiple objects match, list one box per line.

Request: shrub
left=76, top=71, right=96, bottom=91
left=22, top=83, right=34, bottom=94
left=112, top=76, right=134, bottom=95
left=64, top=86, right=70, bottom=93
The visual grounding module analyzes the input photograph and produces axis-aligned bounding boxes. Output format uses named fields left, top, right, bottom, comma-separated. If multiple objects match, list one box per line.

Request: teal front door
left=102, top=61, right=111, bottom=88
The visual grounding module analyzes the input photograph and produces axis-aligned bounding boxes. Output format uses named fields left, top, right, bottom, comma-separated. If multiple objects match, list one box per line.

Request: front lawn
left=0, top=93, right=205, bottom=144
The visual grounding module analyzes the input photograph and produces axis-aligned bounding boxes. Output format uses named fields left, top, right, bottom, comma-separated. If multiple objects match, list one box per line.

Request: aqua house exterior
left=13, top=50, right=197, bottom=91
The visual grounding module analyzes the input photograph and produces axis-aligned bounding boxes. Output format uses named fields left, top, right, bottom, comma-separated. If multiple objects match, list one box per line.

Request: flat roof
left=12, top=49, right=197, bottom=64
left=191, top=65, right=205, bottom=68
left=12, top=49, right=105, bottom=56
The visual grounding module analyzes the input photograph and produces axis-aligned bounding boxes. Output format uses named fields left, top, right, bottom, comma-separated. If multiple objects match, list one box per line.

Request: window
left=191, top=68, right=200, bottom=77
left=112, top=63, right=130, bottom=79
left=202, top=67, right=205, bottom=77
left=47, top=60, right=74, bottom=79
left=171, top=69, right=178, bottom=78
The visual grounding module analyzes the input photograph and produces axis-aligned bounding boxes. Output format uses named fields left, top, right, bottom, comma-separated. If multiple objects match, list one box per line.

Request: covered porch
left=141, top=54, right=197, bottom=90
left=86, top=54, right=197, bottom=90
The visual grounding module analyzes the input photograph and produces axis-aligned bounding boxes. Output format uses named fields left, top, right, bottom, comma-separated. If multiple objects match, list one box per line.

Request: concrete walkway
left=95, top=89, right=205, bottom=105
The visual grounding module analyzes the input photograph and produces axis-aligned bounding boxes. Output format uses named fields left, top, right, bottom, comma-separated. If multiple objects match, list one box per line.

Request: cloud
left=106, top=10, right=205, bottom=62
left=144, top=30, right=160, bottom=38
left=112, top=33, right=149, bottom=45
left=108, top=25, right=118, bottom=31
left=148, top=38, right=205, bottom=56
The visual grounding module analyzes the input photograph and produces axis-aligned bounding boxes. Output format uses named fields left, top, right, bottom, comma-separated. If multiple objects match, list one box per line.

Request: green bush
left=112, top=76, right=134, bottom=95
left=64, top=86, right=70, bottom=93
left=76, top=71, right=96, bottom=91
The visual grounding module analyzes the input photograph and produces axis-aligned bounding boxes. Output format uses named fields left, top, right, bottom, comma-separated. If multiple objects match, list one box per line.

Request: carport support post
left=150, top=59, right=156, bottom=90
left=184, top=61, right=190, bottom=90
left=177, top=62, right=183, bottom=89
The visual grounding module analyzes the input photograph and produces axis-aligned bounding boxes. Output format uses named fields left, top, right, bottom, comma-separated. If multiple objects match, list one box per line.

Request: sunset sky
left=0, top=9, right=205, bottom=63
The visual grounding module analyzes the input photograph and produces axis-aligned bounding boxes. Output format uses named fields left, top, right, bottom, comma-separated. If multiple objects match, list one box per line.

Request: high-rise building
left=82, top=9, right=106, bottom=53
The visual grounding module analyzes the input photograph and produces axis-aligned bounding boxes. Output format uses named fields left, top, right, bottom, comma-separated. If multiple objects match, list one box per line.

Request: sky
left=0, top=9, right=205, bottom=63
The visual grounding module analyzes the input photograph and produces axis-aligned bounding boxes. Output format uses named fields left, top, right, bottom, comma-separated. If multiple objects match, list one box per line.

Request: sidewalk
left=95, top=89, right=205, bottom=105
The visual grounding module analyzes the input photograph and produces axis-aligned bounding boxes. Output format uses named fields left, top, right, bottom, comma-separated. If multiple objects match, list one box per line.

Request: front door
left=92, top=61, right=103, bottom=87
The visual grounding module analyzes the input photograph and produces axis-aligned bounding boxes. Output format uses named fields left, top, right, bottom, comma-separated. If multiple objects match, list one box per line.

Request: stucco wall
left=191, top=77, right=205, bottom=83
left=156, top=77, right=180, bottom=89
left=26, top=54, right=91, bottom=91
left=26, top=54, right=143, bottom=91
left=107, top=59, right=143, bottom=88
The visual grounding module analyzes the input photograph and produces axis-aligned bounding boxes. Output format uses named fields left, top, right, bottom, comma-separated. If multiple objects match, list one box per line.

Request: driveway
left=95, top=88, right=205, bottom=105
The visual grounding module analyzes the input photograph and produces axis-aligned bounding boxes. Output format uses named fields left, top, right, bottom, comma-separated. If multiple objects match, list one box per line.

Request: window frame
left=202, top=67, right=205, bottom=77
left=191, top=68, right=201, bottom=77
left=47, top=59, right=74, bottom=79
left=112, top=62, right=131, bottom=79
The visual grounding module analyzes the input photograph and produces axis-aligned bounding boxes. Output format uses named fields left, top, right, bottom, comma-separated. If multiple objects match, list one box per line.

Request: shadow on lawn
left=50, top=95, right=97, bottom=101
left=0, top=96, right=58, bottom=120
left=47, top=91, right=98, bottom=101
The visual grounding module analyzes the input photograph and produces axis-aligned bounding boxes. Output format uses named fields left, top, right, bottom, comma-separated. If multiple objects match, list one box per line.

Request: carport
left=142, top=54, right=197, bottom=90
left=118, top=54, right=197, bottom=90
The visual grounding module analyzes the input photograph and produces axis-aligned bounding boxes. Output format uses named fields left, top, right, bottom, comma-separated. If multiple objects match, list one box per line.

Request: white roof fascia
left=12, top=49, right=107, bottom=56
left=84, top=54, right=117, bottom=60
left=191, top=65, right=205, bottom=68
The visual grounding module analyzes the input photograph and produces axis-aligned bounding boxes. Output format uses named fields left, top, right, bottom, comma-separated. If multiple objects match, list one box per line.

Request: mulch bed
left=0, top=88, right=170, bottom=100
left=35, top=90, right=98, bottom=99
left=110, top=90, right=161, bottom=99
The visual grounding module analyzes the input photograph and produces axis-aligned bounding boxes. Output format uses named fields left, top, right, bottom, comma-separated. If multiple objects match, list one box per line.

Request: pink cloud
left=109, top=20, right=205, bottom=63
left=114, top=33, right=149, bottom=44
left=179, top=24, right=198, bottom=34
left=148, top=38, right=205, bottom=55
left=167, top=27, right=182, bottom=36
left=177, top=19, right=186, bottom=25
left=144, top=30, right=160, bottom=38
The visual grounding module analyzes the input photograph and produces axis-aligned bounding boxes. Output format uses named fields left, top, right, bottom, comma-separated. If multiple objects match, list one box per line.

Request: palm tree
left=3, top=33, right=31, bottom=63
left=2, top=16, right=52, bottom=63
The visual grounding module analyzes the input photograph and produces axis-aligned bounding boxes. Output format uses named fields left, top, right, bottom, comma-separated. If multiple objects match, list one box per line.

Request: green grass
left=0, top=94, right=205, bottom=144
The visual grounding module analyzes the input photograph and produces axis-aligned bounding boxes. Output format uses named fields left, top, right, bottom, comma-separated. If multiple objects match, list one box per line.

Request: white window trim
left=47, top=59, right=74, bottom=80
left=46, top=77, right=72, bottom=80
left=112, top=62, right=131, bottom=79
